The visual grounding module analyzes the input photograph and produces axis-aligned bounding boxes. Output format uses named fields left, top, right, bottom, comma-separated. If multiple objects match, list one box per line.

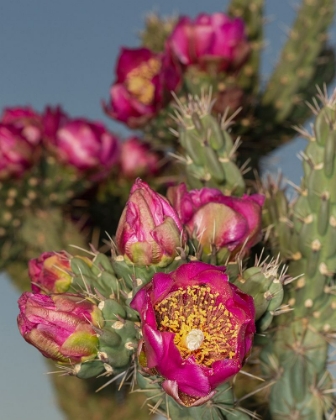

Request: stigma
left=186, top=329, right=204, bottom=351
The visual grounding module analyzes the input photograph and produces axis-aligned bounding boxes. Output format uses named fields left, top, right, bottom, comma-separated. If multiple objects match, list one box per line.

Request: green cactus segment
left=70, top=253, right=124, bottom=298
left=0, top=151, right=92, bottom=279
left=228, top=0, right=264, bottom=96
left=139, top=12, right=177, bottom=53
left=234, top=261, right=284, bottom=330
left=261, top=320, right=334, bottom=420
left=136, top=371, right=250, bottom=420
left=260, top=0, right=335, bottom=125
left=261, top=92, right=336, bottom=419
left=173, top=93, right=245, bottom=196
left=112, top=255, right=188, bottom=296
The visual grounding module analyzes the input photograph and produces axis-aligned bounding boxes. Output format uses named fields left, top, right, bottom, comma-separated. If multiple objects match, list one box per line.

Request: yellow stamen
left=126, top=58, right=161, bottom=105
left=155, top=285, right=239, bottom=367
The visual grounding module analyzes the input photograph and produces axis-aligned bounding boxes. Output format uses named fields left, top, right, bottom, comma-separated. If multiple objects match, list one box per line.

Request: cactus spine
left=261, top=90, right=336, bottom=419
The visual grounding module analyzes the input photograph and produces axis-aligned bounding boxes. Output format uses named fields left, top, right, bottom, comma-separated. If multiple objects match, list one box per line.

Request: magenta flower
left=103, top=47, right=181, bottom=128
left=43, top=106, right=120, bottom=179
left=28, top=251, right=72, bottom=294
left=131, top=261, right=255, bottom=406
left=167, top=184, right=264, bottom=256
left=116, top=179, right=184, bottom=267
left=120, top=137, right=160, bottom=179
left=0, top=124, right=38, bottom=179
left=18, top=292, right=103, bottom=363
left=1, top=106, right=43, bottom=145
left=166, top=13, right=250, bottom=72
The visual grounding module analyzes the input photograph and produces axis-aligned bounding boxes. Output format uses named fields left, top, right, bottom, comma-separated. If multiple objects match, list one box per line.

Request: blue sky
left=0, top=1, right=335, bottom=419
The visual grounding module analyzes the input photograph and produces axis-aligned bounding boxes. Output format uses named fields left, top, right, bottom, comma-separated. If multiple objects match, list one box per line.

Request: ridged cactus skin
left=173, top=92, right=245, bottom=196
left=62, top=253, right=140, bottom=379
left=136, top=371, right=250, bottom=420
left=0, top=152, right=93, bottom=284
left=260, top=91, right=336, bottom=419
left=231, top=0, right=336, bottom=160
left=139, top=0, right=335, bottom=168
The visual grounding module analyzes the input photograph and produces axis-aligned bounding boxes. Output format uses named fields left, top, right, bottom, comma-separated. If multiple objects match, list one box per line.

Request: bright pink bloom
left=1, top=106, right=43, bottom=145
left=167, top=13, right=250, bottom=72
left=0, top=124, right=38, bottom=179
left=131, top=262, right=255, bottom=406
left=29, top=251, right=72, bottom=294
left=103, top=47, right=181, bottom=128
left=18, top=292, right=103, bottom=363
left=167, top=184, right=264, bottom=255
left=120, top=137, right=160, bottom=179
left=116, top=179, right=184, bottom=267
left=43, top=106, right=120, bottom=179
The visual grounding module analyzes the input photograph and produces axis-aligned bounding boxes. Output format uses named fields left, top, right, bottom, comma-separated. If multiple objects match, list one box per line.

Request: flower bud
left=43, top=106, right=120, bottom=179
left=116, top=179, right=184, bottom=267
left=168, top=184, right=264, bottom=256
left=2, top=106, right=43, bottom=145
left=17, top=292, right=103, bottom=363
left=120, top=137, right=160, bottom=179
left=0, top=124, right=38, bottom=179
left=167, top=13, right=250, bottom=73
left=28, top=251, right=72, bottom=294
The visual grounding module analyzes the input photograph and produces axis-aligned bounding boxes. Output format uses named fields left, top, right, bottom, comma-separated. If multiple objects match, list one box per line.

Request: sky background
left=0, top=1, right=335, bottom=419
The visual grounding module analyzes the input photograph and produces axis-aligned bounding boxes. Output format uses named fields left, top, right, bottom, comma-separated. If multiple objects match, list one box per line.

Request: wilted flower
left=131, top=261, right=255, bottom=406
left=28, top=251, right=72, bottom=294
left=17, top=292, right=103, bottom=363
left=116, top=179, right=184, bottom=267
left=103, top=47, right=181, bottom=128
left=167, top=183, right=264, bottom=256
left=120, top=137, right=160, bottom=179
left=167, top=13, right=250, bottom=73
left=43, top=106, right=120, bottom=179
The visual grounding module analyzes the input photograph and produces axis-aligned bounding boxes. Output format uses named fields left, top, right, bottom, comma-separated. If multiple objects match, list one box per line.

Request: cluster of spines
left=172, top=91, right=246, bottom=196
left=0, top=154, right=92, bottom=277
left=250, top=0, right=336, bottom=154
left=64, top=253, right=139, bottom=380
left=259, top=89, right=336, bottom=419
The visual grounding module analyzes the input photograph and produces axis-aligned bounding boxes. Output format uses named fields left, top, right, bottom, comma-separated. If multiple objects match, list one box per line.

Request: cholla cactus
left=10, top=1, right=336, bottom=420
left=259, top=88, right=336, bottom=419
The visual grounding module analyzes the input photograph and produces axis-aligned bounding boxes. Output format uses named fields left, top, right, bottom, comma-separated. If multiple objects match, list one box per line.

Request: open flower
left=103, top=47, right=181, bottom=128
left=116, top=179, right=184, bottom=267
left=167, top=13, right=250, bottom=73
left=131, top=262, right=255, bottom=406
left=167, top=184, right=264, bottom=256
left=17, top=292, right=103, bottom=363
left=43, top=106, right=120, bottom=179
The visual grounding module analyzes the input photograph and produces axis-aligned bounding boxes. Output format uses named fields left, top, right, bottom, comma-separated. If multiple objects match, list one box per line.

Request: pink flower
left=103, top=47, right=181, bottom=128
left=0, top=124, right=38, bottom=179
left=1, top=106, right=43, bottom=145
left=43, top=106, right=120, bottom=179
left=28, top=251, right=72, bottom=294
left=17, top=292, right=103, bottom=363
left=120, top=137, right=160, bottom=179
left=131, top=261, right=255, bottom=406
left=167, top=184, right=264, bottom=256
left=116, top=179, right=184, bottom=267
left=167, top=13, right=250, bottom=72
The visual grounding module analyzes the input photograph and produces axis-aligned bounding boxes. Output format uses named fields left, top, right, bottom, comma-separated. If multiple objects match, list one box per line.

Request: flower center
left=125, top=58, right=161, bottom=105
left=155, top=285, right=238, bottom=366
left=186, top=329, right=204, bottom=350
